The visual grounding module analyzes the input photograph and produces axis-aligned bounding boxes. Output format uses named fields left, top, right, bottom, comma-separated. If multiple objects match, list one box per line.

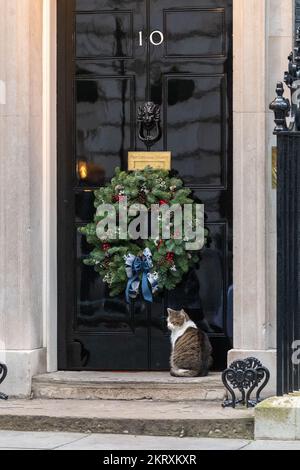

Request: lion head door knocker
left=137, top=102, right=162, bottom=150
left=222, top=357, right=270, bottom=409
left=0, top=363, right=8, bottom=400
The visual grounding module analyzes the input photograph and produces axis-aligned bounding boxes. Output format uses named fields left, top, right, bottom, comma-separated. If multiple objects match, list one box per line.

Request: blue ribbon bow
left=125, top=249, right=156, bottom=303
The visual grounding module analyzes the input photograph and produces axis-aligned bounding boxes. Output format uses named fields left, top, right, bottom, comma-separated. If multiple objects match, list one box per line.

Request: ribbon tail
left=126, top=275, right=140, bottom=303
left=125, top=280, right=131, bottom=304
left=141, top=272, right=153, bottom=303
left=148, top=272, right=159, bottom=294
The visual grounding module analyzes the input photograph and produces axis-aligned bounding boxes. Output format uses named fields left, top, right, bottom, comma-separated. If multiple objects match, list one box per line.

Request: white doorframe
left=43, top=0, right=57, bottom=372
left=42, top=0, right=292, bottom=375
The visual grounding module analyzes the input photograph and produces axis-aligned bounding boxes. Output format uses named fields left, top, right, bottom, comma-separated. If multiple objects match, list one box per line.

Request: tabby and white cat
left=167, top=308, right=213, bottom=377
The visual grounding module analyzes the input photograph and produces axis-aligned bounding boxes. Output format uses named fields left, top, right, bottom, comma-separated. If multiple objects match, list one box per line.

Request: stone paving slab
left=33, top=371, right=222, bottom=384
left=32, top=372, right=224, bottom=401
left=0, top=431, right=87, bottom=450
left=243, top=440, right=300, bottom=450
left=0, top=431, right=249, bottom=450
left=0, top=399, right=252, bottom=420
left=0, top=431, right=299, bottom=450
left=58, top=434, right=250, bottom=451
left=0, top=399, right=254, bottom=439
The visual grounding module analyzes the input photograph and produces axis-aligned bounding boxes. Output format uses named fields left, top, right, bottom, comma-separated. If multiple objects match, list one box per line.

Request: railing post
left=270, top=27, right=300, bottom=396
left=0, top=363, right=8, bottom=401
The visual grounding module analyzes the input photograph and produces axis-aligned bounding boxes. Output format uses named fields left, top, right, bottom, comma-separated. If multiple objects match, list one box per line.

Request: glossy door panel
left=164, top=8, right=226, bottom=58
left=58, top=0, right=232, bottom=370
left=148, top=0, right=232, bottom=369
left=76, top=12, right=133, bottom=59
left=75, top=191, right=95, bottom=223
left=77, top=231, right=133, bottom=333
left=164, top=75, right=227, bottom=186
left=76, top=77, right=134, bottom=185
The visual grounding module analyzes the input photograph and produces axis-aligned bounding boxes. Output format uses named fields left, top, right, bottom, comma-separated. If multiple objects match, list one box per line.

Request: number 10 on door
left=139, top=31, right=164, bottom=46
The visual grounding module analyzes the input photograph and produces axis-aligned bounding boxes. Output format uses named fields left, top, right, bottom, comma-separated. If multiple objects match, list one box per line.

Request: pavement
left=0, top=431, right=299, bottom=450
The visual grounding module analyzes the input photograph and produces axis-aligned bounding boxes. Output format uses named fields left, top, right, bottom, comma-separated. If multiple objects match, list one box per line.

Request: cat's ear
left=181, top=309, right=189, bottom=321
left=167, top=308, right=174, bottom=316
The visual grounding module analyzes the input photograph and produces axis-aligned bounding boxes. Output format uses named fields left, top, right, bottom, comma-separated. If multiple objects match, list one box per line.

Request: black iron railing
left=0, top=363, right=8, bottom=400
left=270, top=28, right=300, bottom=396
left=296, top=0, right=300, bottom=32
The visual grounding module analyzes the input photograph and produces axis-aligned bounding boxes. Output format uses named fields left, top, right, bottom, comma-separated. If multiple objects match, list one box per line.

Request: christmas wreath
left=80, top=167, right=204, bottom=302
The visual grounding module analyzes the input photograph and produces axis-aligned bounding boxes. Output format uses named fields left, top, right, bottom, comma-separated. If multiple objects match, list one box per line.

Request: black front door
left=58, top=0, right=233, bottom=371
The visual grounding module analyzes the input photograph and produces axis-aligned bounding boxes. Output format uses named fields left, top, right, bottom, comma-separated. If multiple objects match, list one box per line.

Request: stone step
left=32, top=372, right=225, bottom=402
left=0, top=399, right=254, bottom=440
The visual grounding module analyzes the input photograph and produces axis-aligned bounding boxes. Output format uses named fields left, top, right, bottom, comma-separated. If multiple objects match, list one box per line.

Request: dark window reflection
left=166, top=76, right=226, bottom=186
left=193, top=190, right=227, bottom=221
left=165, top=9, right=225, bottom=57
left=76, top=13, right=132, bottom=58
left=76, top=231, right=132, bottom=332
left=168, top=224, right=232, bottom=338
left=75, top=191, right=95, bottom=223
left=76, top=78, right=132, bottom=186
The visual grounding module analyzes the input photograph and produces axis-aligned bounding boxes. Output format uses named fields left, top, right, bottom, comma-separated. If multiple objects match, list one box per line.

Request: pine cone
left=138, top=190, right=147, bottom=205
left=102, top=257, right=110, bottom=269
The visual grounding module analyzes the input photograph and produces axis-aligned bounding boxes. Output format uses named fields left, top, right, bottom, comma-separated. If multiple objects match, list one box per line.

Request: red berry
left=102, top=243, right=111, bottom=252
left=157, top=239, right=163, bottom=249
left=159, top=199, right=168, bottom=206
left=166, top=252, right=175, bottom=262
left=113, top=194, right=126, bottom=202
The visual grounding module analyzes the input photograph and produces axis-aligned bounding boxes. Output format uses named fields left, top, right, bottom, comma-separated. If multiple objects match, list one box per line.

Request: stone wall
left=229, top=0, right=293, bottom=396
left=0, top=0, right=46, bottom=397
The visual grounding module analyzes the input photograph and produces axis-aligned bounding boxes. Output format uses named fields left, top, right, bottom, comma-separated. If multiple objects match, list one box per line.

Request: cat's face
left=167, top=308, right=190, bottom=331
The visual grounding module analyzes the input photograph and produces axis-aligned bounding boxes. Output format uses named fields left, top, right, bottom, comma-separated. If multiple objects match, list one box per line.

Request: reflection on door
left=58, top=0, right=233, bottom=371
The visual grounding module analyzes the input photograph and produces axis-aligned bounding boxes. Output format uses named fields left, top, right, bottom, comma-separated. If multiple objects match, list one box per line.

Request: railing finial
left=269, top=82, right=290, bottom=134
left=269, top=26, right=300, bottom=133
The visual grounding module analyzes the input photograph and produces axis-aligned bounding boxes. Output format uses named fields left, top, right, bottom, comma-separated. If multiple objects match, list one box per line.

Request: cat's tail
left=171, top=368, right=199, bottom=377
